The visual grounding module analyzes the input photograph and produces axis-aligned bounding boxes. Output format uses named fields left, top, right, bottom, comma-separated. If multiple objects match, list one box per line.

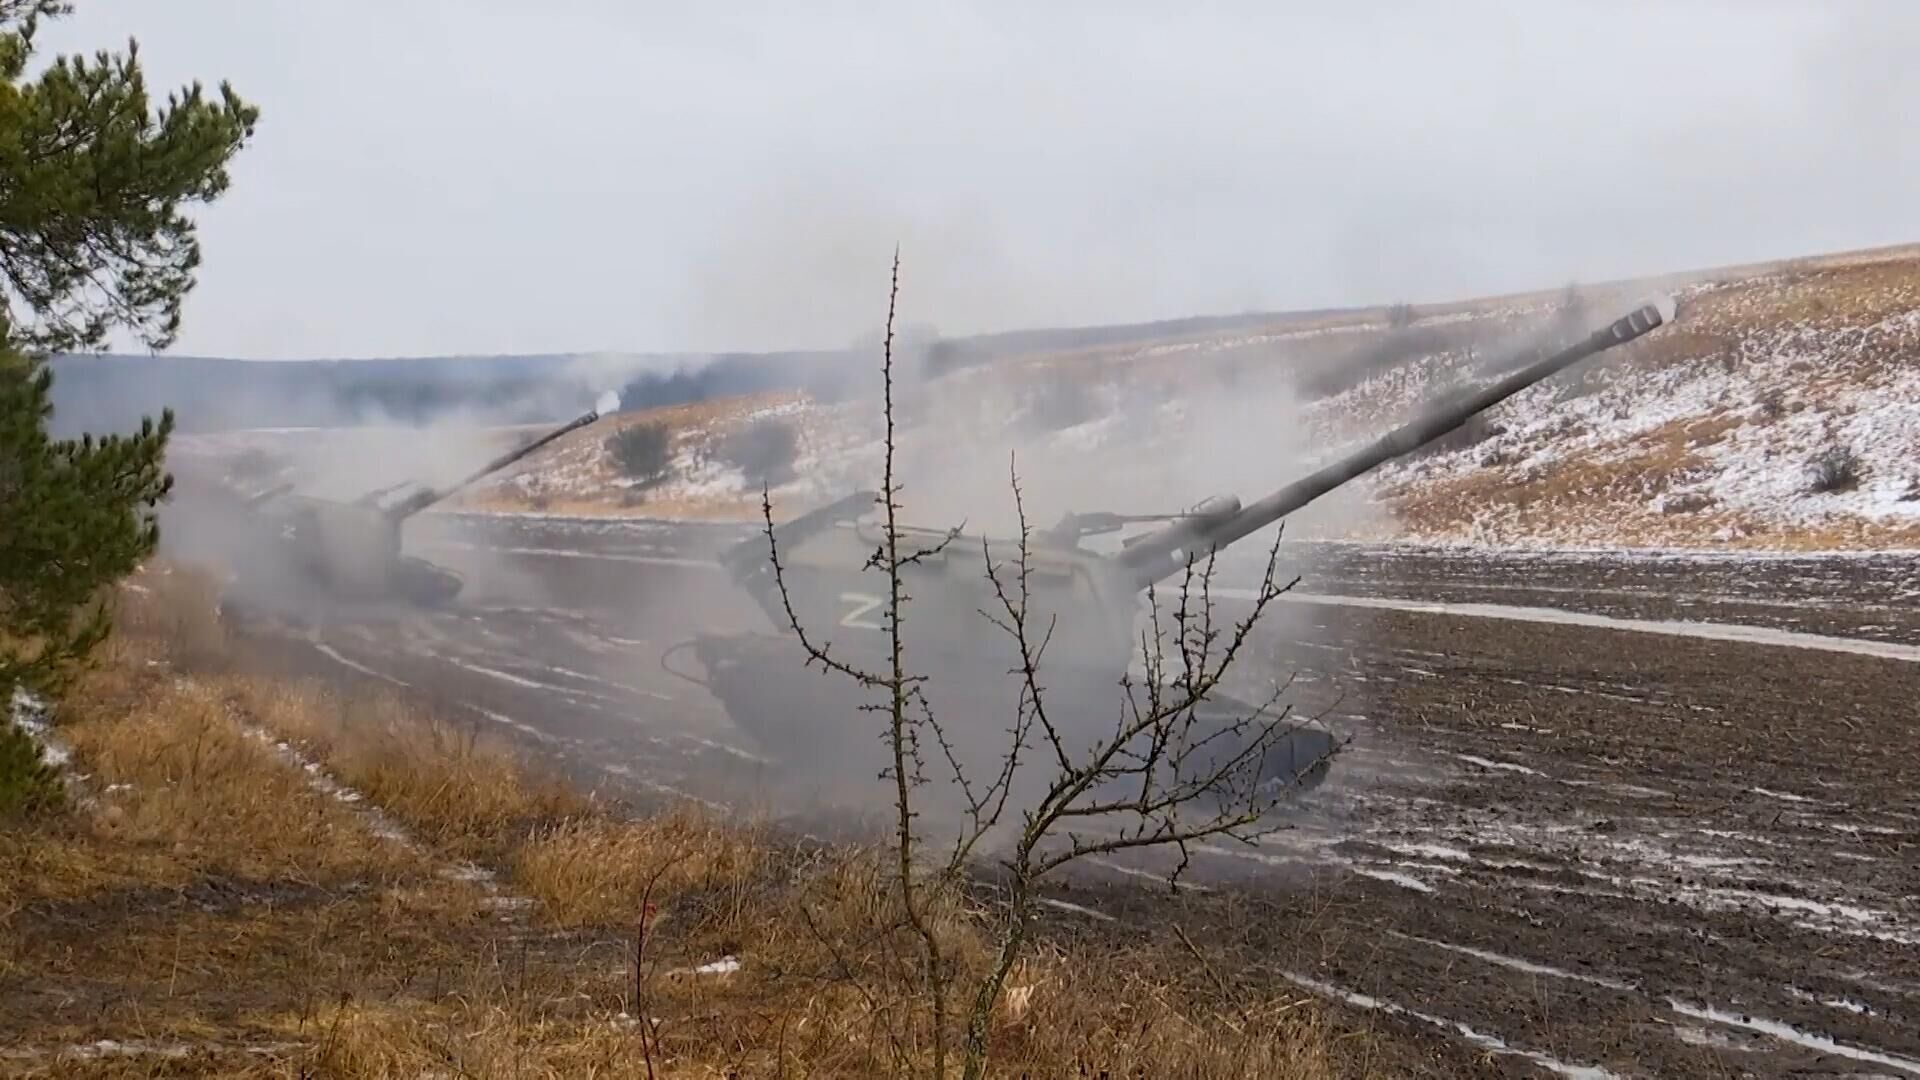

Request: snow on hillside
left=176, top=246, right=1920, bottom=552
left=1352, top=261, right=1920, bottom=550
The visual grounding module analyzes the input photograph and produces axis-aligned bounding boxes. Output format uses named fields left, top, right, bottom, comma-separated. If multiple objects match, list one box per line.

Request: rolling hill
left=168, top=242, right=1920, bottom=552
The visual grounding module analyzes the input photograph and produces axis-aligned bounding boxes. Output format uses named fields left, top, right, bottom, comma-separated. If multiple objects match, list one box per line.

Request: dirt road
left=224, top=513, right=1919, bottom=1078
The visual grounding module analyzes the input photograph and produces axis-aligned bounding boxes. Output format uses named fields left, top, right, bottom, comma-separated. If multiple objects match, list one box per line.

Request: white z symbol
left=838, top=592, right=884, bottom=630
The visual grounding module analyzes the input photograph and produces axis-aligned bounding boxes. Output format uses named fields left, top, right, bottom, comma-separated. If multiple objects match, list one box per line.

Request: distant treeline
left=46, top=305, right=1341, bottom=436
left=46, top=352, right=597, bottom=435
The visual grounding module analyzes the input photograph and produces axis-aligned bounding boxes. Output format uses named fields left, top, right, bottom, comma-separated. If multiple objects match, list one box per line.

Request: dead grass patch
left=2, top=566, right=1349, bottom=1077
left=52, top=668, right=398, bottom=886
left=109, top=562, right=230, bottom=668
left=514, top=806, right=768, bottom=928
left=991, top=957, right=1337, bottom=1078
left=217, top=676, right=589, bottom=862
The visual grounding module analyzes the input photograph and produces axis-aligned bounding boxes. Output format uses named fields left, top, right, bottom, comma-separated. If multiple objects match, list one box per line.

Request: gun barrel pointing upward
left=386, top=407, right=603, bottom=520
left=1115, top=295, right=1678, bottom=592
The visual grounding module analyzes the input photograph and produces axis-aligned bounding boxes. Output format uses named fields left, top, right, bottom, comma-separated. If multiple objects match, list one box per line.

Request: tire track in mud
left=291, top=608, right=767, bottom=812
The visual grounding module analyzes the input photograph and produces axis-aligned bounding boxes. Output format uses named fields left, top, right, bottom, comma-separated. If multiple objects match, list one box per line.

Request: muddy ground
left=213, top=513, right=1919, bottom=1078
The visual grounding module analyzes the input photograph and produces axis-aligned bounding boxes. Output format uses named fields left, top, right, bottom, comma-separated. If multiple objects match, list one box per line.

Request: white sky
left=37, top=1, right=1920, bottom=359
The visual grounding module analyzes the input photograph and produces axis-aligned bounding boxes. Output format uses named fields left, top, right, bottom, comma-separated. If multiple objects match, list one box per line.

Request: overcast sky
left=36, top=1, right=1918, bottom=360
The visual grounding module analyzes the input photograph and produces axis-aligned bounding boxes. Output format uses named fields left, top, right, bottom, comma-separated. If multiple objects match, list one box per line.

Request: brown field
left=1, top=565, right=1360, bottom=1078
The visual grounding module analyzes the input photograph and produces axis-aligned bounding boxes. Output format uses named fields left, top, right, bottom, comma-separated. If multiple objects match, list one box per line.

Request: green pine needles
left=1, top=1, right=255, bottom=750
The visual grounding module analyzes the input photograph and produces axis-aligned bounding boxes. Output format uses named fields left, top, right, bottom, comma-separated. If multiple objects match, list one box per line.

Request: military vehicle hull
left=216, top=408, right=602, bottom=614
left=686, top=631, right=1337, bottom=806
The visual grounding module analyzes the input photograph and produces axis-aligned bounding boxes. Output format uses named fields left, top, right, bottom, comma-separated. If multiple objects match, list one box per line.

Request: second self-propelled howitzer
left=244, top=408, right=602, bottom=607
left=684, top=295, right=1680, bottom=800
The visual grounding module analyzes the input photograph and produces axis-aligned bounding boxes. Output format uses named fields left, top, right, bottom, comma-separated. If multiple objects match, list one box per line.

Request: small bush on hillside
left=606, top=424, right=673, bottom=488
left=1661, top=491, right=1717, bottom=515
left=720, top=418, right=800, bottom=488
left=228, top=446, right=287, bottom=481
left=1021, top=375, right=1100, bottom=433
left=1756, top=390, right=1786, bottom=421
left=1551, top=367, right=1607, bottom=403
left=1806, top=445, right=1862, bottom=493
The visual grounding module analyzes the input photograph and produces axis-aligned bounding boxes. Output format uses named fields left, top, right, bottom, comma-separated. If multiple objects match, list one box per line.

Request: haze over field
left=41, top=1, right=1920, bottom=360
left=16, top=6, right=1920, bottom=1076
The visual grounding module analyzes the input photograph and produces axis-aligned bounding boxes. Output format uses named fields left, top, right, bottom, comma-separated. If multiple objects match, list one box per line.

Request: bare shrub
left=719, top=417, right=800, bottom=489
left=1806, top=445, right=1862, bottom=493
left=606, top=422, right=673, bottom=488
left=757, top=254, right=1340, bottom=1078
left=1661, top=491, right=1716, bottom=515
left=1019, top=373, right=1101, bottom=433
left=1552, top=366, right=1607, bottom=403
left=1756, top=390, right=1786, bottom=421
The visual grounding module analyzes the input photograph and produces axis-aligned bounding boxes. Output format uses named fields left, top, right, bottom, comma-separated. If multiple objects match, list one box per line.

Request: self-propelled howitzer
left=246, top=408, right=602, bottom=608
left=687, top=295, right=1678, bottom=797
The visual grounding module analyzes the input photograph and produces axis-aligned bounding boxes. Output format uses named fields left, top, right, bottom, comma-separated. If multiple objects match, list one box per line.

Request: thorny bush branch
left=757, top=253, right=1346, bottom=1080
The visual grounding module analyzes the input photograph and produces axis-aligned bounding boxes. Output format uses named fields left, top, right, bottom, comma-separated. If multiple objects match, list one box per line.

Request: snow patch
left=9, top=685, right=68, bottom=768
left=670, top=955, right=742, bottom=977
left=1353, top=868, right=1435, bottom=893
left=1388, top=931, right=1636, bottom=991
left=1282, top=972, right=1620, bottom=1079
left=1668, top=1000, right=1920, bottom=1076
left=1455, top=754, right=1542, bottom=776
left=1039, top=897, right=1118, bottom=922
left=311, top=642, right=412, bottom=688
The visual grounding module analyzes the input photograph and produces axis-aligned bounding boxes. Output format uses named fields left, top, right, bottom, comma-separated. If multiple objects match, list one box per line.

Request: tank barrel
left=386, top=407, right=602, bottom=519
left=244, top=481, right=294, bottom=508
left=1115, top=295, right=1677, bottom=591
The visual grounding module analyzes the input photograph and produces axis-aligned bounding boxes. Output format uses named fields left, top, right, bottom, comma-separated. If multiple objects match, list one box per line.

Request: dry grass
left=0, top=564, right=1353, bottom=1077
left=107, top=562, right=231, bottom=668
left=990, top=958, right=1337, bottom=1078
left=513, top=807, right=768, bottom=927
left=229, top=676, right=589, bottom=861
left=59, top=678, right=398, bottom=881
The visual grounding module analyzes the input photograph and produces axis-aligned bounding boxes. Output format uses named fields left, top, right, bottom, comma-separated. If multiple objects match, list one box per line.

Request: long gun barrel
left=386, top=408, right=602, bottom=520
left=244, top=481, right=295, bottom=508
left=1114, top=295, right=1678, bottom=591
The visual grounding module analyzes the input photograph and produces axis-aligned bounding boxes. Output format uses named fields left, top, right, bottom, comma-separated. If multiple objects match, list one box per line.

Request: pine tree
left=0, top=0, right=255, bottom=714
left=1, top=345, right=174, bottom=693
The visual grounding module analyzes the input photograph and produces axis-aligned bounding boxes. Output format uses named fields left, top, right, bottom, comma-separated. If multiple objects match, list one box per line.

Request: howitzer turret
left=240, top=408, right=602, bottom=608
left=681, top=296, right=1680, bottom=802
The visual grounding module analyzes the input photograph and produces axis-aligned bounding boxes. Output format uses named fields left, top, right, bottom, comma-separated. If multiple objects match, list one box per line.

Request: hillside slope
left=1328, top=253, right=1920, bottom=549
left=182, top=244, right=1920, bottom=552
